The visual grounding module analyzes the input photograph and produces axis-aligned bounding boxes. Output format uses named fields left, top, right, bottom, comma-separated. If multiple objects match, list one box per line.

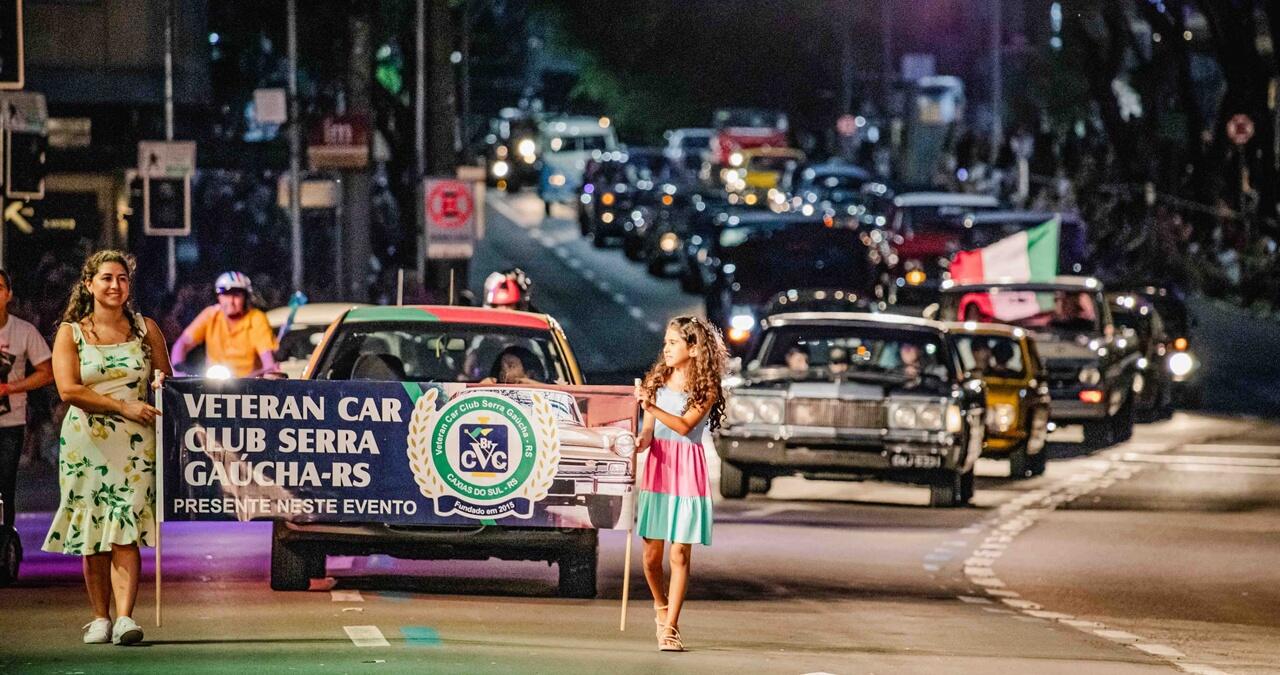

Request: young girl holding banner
left=634, top=316, right=726, bottom=652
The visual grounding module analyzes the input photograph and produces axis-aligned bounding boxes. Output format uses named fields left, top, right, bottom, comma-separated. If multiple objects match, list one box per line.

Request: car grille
left=786, top=398, right=884, bottom=429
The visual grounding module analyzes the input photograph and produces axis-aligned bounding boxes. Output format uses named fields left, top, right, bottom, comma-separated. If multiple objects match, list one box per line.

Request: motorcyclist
left=483, top=268, right=535, bottom=311
left=170, top=271, right=279, bottom=378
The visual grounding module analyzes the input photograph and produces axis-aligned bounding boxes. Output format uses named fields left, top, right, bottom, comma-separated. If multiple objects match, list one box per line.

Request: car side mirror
left=922, top=303, right=940, bottom=320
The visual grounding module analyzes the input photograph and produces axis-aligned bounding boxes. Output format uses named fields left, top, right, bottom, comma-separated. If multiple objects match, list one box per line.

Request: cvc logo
left=460, top=424, right=509, bottom=473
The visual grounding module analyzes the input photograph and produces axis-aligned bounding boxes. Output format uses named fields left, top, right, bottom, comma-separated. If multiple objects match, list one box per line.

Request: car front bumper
left=716, top=426, right=969, bottom=477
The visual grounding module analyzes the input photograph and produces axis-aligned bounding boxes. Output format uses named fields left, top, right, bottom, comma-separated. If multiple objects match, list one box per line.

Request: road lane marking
left=1120, top=452, right=1280, bottom=467
left=1182, top=444, right=1280, bottom=455
left=1166, top=464, right=1280, bottom=475
left=344, top=625, right=390, bottom=647
left=957, top=595, right=993, bottom=604
left=1134, top=643, right=1186, bottom=658
left=984, top=589, right=1020, bottom=598
left=331, top=590, right=363, bottom=602
left=401, top=626, right=442, bottom=647
left=1094, top=629, right=1141, bottom=642
left=1176, top=664, right=1232, bottom=675
left=486, top=194, right=538, bottom=229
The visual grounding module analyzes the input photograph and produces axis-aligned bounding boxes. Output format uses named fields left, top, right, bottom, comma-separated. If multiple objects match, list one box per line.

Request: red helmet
left=483, top=268, right=532, bottom=310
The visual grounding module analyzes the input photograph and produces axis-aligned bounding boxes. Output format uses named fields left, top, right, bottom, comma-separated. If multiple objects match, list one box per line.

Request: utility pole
left=164, top=0, right=176, bottom=292
left=880, top=0, right=893, bottom=108
left=287, top=0, right=303, bottom=292
left=415, top=0, right=426, bottom=283
left=990, top=0, right=1004, bottom=164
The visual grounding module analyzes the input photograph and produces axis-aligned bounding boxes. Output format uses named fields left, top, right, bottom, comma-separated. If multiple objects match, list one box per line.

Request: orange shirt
left=185, top=306, right=276, bottom=377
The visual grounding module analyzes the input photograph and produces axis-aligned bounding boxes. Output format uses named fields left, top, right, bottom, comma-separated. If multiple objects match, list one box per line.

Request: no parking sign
left=425, top=178, right=476, bottom=259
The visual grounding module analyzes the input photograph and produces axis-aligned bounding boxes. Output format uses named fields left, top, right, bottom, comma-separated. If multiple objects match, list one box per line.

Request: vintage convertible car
left=947, top=322, right=1051, bottom=477
left=469, top=386, right=636, bottom=529
left=716, top=312, right=986, bottom=507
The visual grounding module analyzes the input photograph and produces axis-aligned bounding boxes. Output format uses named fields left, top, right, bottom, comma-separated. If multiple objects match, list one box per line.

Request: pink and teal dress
left=636, top=386, right=713, bottom=546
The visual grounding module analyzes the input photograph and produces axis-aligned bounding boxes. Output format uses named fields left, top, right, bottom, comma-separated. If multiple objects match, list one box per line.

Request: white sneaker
left=111, top=616, right=143, bottom=645
left=82, top=618, right=111, bottom=644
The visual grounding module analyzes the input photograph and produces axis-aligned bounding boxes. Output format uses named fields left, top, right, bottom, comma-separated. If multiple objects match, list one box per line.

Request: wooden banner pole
left=153, top=370, right=165, bottom=628
left=621, top=378, right=642, bottom=631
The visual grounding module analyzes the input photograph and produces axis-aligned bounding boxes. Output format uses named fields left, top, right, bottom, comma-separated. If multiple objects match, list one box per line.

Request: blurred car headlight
left=549, top=174, right=566, bottom=187
left=611, top=433, right=636, bottom=457
left=517, top=138, right=536, bottom=158
left=989, top=403, right=1015, bottom=433
left=726, top=396, right=783, bottom=426
left=946, top=403, right=963, bottom=433
left=607, top=462, right=627, bottom=475
left=757, top=398, right=784, bottom=425
left=729, top=152, right=744, bottom=167
left=491, top=160, right=510, bottom=178
left=727, top=396, right=757, bottom=425
left=888, top=401, right=947, bottom=430
left=905, top=269, right=926, bottom=286
left=1167, top=352, right=1194, bottom=377
left=659, top=232, right=680, bottom=253
left=1078, top=366, right=1102, bottom=386
left=601, top=212, right=614, bottom=224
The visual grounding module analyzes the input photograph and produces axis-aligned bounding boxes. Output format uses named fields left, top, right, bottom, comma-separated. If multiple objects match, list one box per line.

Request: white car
left=538, top=116, right=619, bottom=214
left=265, top=302, right=370, bottom=379
left=472, top=386, right=636, bottom=529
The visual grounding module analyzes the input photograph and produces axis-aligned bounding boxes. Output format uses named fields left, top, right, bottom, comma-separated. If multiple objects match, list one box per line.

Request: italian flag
left=948, top=216, right=1060, bottom=284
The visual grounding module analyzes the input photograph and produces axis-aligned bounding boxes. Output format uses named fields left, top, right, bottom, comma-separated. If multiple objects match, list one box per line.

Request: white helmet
left=215, top=271, right=252, bottom=294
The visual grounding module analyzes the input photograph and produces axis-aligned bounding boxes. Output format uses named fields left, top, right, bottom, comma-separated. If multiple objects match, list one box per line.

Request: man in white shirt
left=0, top=270, right=53, bottom=530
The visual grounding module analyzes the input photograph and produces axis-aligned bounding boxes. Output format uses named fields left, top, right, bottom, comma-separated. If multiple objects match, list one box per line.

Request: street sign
left=424, top=178, right=475, bottom=259
left=0, top=1, right=22, bottom=91
left=0, top=91, right=43, bottom=133
left=253, top=88, right=287, bottom=125
left=276, top=174, right=338, bottom=209
left=1227, top=114, right=1254, bottom=146
left=138, top=140, right=196, bottom=178
left=307, top=114, right=370, bottom=169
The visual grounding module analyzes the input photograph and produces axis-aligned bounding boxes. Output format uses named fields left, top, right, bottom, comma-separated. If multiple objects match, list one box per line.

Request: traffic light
left=5, top=129, right=44, bottom=199
left=143, top=176, right=190, bottom=235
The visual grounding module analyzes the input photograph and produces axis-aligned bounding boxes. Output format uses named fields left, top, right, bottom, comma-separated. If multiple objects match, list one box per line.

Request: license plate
left=890, top=454, right=942, bottom=469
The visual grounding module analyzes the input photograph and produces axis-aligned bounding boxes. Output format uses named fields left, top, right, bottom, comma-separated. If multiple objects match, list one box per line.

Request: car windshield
left=680, top=135, right=710, bottom=149
left=953, top=335, right=1025, bottom=377
left=951, top=289, right=1102, bottom=334
left=748, top=155, right=798, bottom=173
left=754, top=325, right=954, bottom=381
left=276, top=326, right=325, bottom=362
left=313, top=321, right=571, bottom=384
left=897, top=203, right=999, bottom=230
left=549, top=135, right=609, bottom=153
left=715, top=109, right=785, bottom=129
left=476, top=387, right=583, bottom=426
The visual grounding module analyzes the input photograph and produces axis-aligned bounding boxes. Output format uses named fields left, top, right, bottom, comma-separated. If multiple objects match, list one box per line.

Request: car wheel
left=1082, top=418, right=1114, bottom=448
left=557, top=548, right=598, bottom=599
left=1027, top=447, right=1047, bottom=476
left=270, top=522, right=324, bottom=591
left=720, top=461, right=748, bottom=499
left=747, top=475, right=772, bottom=495
left=929, top=470, right=967, bottom=507
left=1112, top=394, right=1135, bottom=443
left=587, top=497, right=624, bottom=529
left=0, top=528, right=21, bottom=587
left=1008, top=443, right=1033, bottom=479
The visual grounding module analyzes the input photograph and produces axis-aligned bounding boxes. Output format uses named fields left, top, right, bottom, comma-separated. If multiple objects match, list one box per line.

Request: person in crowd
left=785, top=346, right=809, bottom=372
left=899, top=342, right=924, bottom=379
left=0, top=269, right=54, bottom=544
left=42, top=250, right=172, bottom=646
left=169, top=271, right=277, bottom=378
left=482, top=268, right=535, bottom=312
left=481, top=345, right=545, bottom=385
left=634, top=316, right=727, bottom=652
left=969, top=339, right=994, bottom=375
left=828, top=346, right=850, bottom=374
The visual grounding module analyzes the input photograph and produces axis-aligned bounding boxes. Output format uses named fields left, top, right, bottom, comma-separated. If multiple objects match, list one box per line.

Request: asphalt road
left=1, top=193, right=1277, bottom=674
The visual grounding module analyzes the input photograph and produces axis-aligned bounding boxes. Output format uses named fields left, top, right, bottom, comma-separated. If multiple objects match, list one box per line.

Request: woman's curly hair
left=640, top=315, right=728, bottom=431
left=60, top=250, right=149, bottom=359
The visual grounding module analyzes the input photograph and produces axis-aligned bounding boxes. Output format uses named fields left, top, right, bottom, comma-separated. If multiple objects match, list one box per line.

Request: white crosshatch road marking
left=344, top=625, right=389, bottom=647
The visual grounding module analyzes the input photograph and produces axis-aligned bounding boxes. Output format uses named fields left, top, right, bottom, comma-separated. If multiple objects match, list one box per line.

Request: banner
left=160, top=379, right=638, bottom=530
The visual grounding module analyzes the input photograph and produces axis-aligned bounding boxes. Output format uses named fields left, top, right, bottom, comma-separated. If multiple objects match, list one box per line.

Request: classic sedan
left=948, top=322, right=1051, bottom=477
left=716, top=312, right=986, bottom=507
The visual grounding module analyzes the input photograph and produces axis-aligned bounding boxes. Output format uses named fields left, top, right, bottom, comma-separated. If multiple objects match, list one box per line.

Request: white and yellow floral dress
left=42, top=317, right=155, bottom=555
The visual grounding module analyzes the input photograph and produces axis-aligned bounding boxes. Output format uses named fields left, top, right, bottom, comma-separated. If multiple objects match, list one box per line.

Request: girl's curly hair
left=60, top=250, right=149, bottom=359
left=640, top=315, right=728, bottom=431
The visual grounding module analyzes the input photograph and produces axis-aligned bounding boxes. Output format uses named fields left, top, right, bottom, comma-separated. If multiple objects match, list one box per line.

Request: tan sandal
left=653, top=605, right=668, bottom=639
left=658, top=624, right=685, bottom=652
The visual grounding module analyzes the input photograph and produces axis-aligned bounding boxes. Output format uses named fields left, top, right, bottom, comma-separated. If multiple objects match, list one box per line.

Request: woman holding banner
left=41, top=251, right=171, bottom=646
left=634, top=316, right=726, bottom=652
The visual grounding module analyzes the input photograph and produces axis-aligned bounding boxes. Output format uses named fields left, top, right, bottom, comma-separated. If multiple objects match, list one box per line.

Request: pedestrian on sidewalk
left=41, top=251, right=172, bottom=646
left=0, top=269, right=54, bottom=534
left=633, top=316, right=727, bottom=652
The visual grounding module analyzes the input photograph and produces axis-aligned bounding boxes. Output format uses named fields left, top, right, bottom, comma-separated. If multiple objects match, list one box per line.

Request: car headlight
left=659, top=232, right=680, bottom=252
left=517, top=138, right=536, bottom=157
left=727, top=396, right=757, bottom=425
left=889, top=401, right=947, bottom=430
left=946, top=403, right=963, bottom=433
left=990, top=403, right=1015, bottom=433
left=611, top=433, right=636, bottom=457
left=607, top=462, right=627, bottom=475
left=549, top=174, right=566, bottom=187
left=1167, top=351, right=1194, bottom=377
left=729, top=152, right=744, bottom=167
left=491, top=160, right=510, bottom=178
left=757, top=398, right=784, bottom=425
left=729, top=313, right=754, bottom=332
left=1078, top=366, right=1102, bottom=386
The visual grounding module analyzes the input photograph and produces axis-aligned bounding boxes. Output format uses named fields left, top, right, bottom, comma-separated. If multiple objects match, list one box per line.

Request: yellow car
left=948, top=322, right=1051, bottom=478
left=723, top=147, right=805, bottom=208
